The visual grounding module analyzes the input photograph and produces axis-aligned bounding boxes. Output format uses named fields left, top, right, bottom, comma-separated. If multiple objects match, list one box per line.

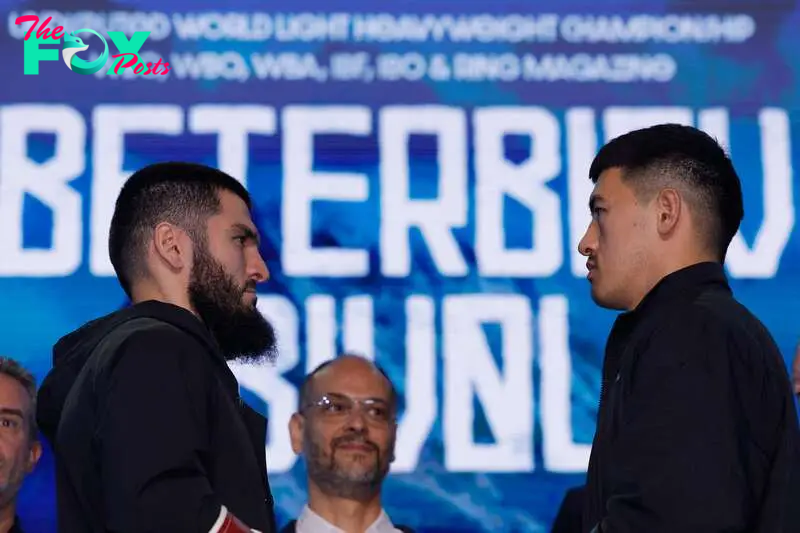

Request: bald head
left=291, top=355, right=398, bottom=501
left=299, top=354, right=397, bottom=412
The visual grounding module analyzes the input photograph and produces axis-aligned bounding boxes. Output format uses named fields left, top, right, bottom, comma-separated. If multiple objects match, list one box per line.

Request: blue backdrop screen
left=0, top=1, right=798, bottom=531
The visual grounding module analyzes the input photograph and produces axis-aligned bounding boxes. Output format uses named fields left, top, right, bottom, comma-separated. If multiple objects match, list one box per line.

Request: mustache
left=332, top=434, right=378, bottom=452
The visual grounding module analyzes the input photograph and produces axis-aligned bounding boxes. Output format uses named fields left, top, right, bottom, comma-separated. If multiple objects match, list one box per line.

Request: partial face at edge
left=0, top=374, right=41, bottom=507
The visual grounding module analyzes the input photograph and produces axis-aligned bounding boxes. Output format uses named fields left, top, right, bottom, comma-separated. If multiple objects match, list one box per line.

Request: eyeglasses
left=303, top=393, right=394, bottom=425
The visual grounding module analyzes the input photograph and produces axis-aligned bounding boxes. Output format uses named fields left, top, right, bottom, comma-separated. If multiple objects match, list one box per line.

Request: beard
left=188, top=242, right=277, bottom=363
left=304, top=429, right=392, bottom=501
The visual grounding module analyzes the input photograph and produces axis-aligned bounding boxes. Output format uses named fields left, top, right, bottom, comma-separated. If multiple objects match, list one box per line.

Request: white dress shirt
left=295, top=505, right=402, bottom=533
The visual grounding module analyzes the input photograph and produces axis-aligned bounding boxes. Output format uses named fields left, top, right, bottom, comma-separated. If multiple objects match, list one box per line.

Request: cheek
left=596, top=219, right=617, bottom=255
left=0, top=438, right=24, bottom=467
left=374, top=429, right=393, bottom=450
left=234, top=246, right=250, bottom=268
left=219, top=246, right=246, bottom=271
left=206, top=235, right=245, bottom=269
left=309, top=423, right=335, bottom=450
left=600, top=216, right=640, bottom=254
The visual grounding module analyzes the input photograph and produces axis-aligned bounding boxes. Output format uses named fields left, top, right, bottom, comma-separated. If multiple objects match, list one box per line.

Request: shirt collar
left=297, top=505, right=399, bottom=533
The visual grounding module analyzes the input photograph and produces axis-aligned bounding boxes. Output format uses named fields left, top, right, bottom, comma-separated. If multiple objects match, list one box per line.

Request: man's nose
left=345, top=406, right=368, bottom=431
left=578, top=223, right=596, bottom=257
left=249, top=250, right=270, bottom=283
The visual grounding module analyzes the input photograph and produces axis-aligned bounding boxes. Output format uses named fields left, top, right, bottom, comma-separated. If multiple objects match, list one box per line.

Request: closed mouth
left=336, top=441, right=375, bottom=453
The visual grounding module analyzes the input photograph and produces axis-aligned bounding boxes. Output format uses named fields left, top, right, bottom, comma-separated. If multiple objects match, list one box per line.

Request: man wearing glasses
left=282, top=354, right=413, bottom=533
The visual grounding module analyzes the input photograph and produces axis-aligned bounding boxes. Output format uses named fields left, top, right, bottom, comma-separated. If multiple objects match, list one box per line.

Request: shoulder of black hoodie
left=94, top=323, right=225, bottom=531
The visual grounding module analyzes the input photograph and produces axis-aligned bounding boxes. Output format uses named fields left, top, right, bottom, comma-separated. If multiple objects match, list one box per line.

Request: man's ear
left=654, top=188, right=682, bottom=237
left=27, top=440, right=42, bottom=473
left=152, top=222, right=190, bottom=271
left=289, top=412, right=305, bottom=455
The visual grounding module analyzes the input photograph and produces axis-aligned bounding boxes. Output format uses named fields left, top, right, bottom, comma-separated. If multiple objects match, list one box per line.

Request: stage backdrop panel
left=0, top=1, right=798, bottom=531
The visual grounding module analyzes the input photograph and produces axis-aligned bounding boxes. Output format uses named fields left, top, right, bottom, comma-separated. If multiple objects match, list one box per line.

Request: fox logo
left=61, top=29, right=108, bottom=75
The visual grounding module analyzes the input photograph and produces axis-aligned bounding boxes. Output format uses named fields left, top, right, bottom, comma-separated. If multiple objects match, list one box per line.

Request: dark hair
left=298, top=354, right=398, bottom=413
left=109, top=162, right=251, bottom=297
left=589, top=124, right=744, bottom=261
left=0, top=357, right=37, bottom=442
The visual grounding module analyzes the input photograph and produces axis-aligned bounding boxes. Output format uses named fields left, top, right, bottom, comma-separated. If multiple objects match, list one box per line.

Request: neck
left=131, top=283, right=198, bottom=318
left=0, top=499, right=15, bottom=533
left=307, top=483, right=383, bottom=533
left=629, top=251, right=717, bottom=310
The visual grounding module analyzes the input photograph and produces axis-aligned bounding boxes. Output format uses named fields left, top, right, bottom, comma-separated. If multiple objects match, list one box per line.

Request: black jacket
left=583, top=262, right=800, bottom=533
left=551, top=486, right=584, bottom=533
left=36, top=300, right=277, bottom=532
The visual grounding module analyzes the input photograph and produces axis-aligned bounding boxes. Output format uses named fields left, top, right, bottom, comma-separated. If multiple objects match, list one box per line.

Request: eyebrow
left=588, top=194, right=605, bottom=211
left=232, top=223, right=260, bottom=245
left=0, top=408, right=24, bottom=419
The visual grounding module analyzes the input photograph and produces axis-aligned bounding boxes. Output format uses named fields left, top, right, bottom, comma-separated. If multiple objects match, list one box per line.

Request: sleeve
left=596, top=314, right=765, bottom=533
left=97, top=326, right=258, bottom=532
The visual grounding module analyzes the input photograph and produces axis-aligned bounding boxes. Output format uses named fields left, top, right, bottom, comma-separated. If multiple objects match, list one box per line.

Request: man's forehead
left=0, top=374, right=30, bottom=407
left=216, top=189, right=252, bottom=217
left=595, top=167, right=625, bottom=189
left=590, top=167, right=634, bottom=203
left=210, top=191, right=258, bottom=229
left=314, top=360, right=391, bottom=398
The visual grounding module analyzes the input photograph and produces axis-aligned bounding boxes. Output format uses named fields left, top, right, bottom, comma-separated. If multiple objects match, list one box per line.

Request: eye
left=368, top=406, right=389, bottom=421
left=321, top=398, right=347, bottom=414
left=0, top=418, right=18, bottom=429
left=233, top=236, right=247, bottom=246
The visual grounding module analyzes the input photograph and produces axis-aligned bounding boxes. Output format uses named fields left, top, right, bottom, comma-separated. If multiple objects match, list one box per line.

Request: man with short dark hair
left=0, top=357, right=41, bottom=533
left=282, top=355, right=413, bottom=533
left=578, top=124, right=800, bottom=532
left=36, top=162, right=278, bottom=532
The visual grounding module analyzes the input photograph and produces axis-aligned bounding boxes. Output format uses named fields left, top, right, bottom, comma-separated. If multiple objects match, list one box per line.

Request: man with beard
left=36, top=162, right=278, bottom=532
left=281, top=355, right=413, bottom=533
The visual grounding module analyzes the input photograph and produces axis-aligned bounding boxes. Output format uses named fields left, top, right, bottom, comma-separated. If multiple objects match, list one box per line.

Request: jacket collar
left=129, top=300, right=240, bottom=398
left=631, top=261, right=729, bottom=317
left=609, top=261, right=729, bottom=337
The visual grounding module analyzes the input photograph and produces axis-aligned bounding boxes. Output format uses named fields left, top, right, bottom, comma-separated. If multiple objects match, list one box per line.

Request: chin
left=590, top=288, right=625, bottom=311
